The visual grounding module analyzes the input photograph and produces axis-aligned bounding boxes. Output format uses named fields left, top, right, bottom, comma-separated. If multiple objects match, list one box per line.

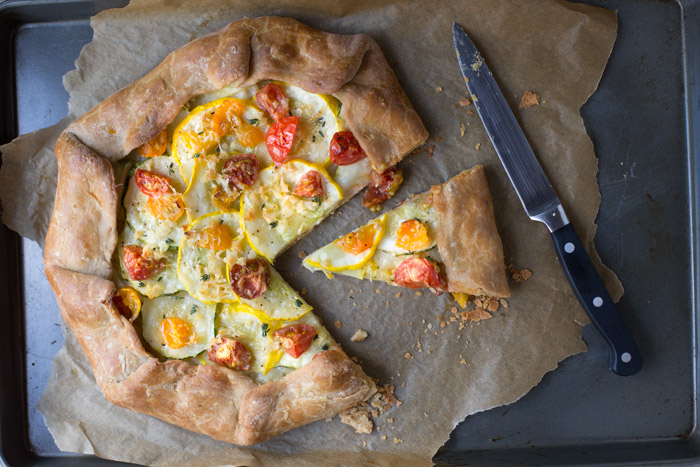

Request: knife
left=452, top=23, right=642, bottom=376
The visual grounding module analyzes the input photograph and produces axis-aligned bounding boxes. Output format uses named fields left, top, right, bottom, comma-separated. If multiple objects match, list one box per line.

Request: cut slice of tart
left=304, top=165, right=511, bottom=298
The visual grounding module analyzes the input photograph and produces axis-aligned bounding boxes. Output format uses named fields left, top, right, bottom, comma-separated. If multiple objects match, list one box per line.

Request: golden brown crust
left=43, top=16, right=433, bottom=445
left=66, top=16, right=427, bottom=170
left=431, top=166, right=511, bottom=298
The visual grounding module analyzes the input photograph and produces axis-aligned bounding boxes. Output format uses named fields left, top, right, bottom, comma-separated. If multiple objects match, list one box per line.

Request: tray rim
left=0, top=0, right=698, bottom=465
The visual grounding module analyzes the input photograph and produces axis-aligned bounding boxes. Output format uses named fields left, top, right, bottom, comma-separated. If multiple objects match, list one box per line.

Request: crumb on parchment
left=334, top=320, right=342, bottom=329
left=519, top=91, right=540, bottom=108
left=339, top=407, right=373, bottom=434
left=351, top=329, right=368, bottom=342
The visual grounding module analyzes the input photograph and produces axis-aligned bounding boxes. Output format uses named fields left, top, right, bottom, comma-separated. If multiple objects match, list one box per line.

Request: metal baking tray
left=0, top=0, right=698, bottom=465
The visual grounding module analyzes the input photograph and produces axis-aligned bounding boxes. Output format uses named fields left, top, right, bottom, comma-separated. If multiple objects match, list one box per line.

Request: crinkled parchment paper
left=0, top=0, right=621, bottom=465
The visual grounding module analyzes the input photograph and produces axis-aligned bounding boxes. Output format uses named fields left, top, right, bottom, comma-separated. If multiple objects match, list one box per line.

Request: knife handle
left=550, top=223, right=642, bottom=376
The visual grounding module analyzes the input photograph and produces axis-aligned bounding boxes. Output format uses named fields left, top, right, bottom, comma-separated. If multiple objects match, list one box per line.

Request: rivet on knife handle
left=452, top=22, right=643, bottom=375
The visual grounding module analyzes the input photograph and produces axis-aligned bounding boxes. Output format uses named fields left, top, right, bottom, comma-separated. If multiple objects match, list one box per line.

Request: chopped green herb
left=162, top=314, right=166, bottom=320
left=168, top=245, right=179, bottom=252
left=125, top=221, right=136, bottom=232
left=294, top=299, right=302, bottom=308
left=336, top=101, right=342, bottom=117
left=168, top=163, right=174, bottom=175
left=215, top=146, right=221, bottom=153
left=312, top=135, right=316, bottom=143
left=313, top=334, right=319, bottom=340
left=318, top=130, right=325, bottom=138
left=312, top=196, right=321, bottom=203
left=321, top=343, right=329, bottom=351
left=197, top=131, right=204, bottom=135
left=219, top=218, right=224, bottom=224
left=261, top=323, right=269, bottom=337
left=192, top=152, right=201, bottom=159
left=248, top=118, right=260, bottom=126
left=165, top=238, right=174, bottom=244
left=201, top=273, right=211, bottom=282
left=137, top=281, right=145, bottom=288
left=190, top=304, right=198, bottom=314
left=269, top=221, right=278, bottom=228
left=157, top=276, right=163, bottom=282
left=316, top=116, right=325, bottom=126
left=413, top=217, right=422, bottom=222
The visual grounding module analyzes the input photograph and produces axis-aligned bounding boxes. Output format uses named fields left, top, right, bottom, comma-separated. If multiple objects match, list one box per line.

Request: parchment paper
left=0, top=0, right=621, bottom=465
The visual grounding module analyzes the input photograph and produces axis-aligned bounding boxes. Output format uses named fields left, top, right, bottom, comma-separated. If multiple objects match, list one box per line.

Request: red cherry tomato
left=393, top=257, right=447, bottom=292
left=123, top=245, right=163, bottom=281
left=222, top=154, right=259, bottom=190
left=272, top=324, right=317, bottom=358
left=329, top=131, right=366, bottom=166
left=229, top=258, right=271, bottom=299
left=293, top=170, right=324, bottom=198
left=133, top=169, right=173, bottom=198
left=208, top=336, right=252, bottom=371
left=255, top=83, right=289, bottom=121
left=265, top=116, right=299, bottom=166
left=362, top=166, right=403, bottom=208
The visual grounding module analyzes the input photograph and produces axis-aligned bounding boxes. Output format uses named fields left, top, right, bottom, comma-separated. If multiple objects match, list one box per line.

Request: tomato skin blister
left=272, top=324, right=317, bottom=358
left=266, top=116, right=299, bottom=166
left=293, top=170, right=324, bottom=198
left=329, top=131, right=366, bottom=166
left=255, top=83, right=289, bottom=121
left=123, top=245, right=164, bottom=281
left=230, top=258, right=271, bottom=300
left=393, top=257, right=447, bottom=292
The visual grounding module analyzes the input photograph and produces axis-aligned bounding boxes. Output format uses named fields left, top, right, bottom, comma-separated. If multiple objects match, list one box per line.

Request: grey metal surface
left=1, top=0, right=697, bottom=464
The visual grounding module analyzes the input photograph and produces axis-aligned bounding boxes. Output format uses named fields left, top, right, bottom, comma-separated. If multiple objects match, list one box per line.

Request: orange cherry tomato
left=112, top=287, right=141, bottom=321
left=197, top=224, right=233, bottom=251
left=134, top=169, right=174, bottom=198
left=272, top=324, right=317, bottom=358
left=334, top=222, right=379, bottom=255
left=211, top=99, right=246, bottom=137
left=293, top=170, right=324, bottom=198
left=255, top=83, right=289, bottom=121
left=211, top=186, right=239, bottom=212
left=393, top=257, right=447, bottom=291
left=123, top=245, right=163, bottom=281
left=265, top=115, right=298, bottom=166
left=395, top=219, right=429, bottom=252
left=362, top=166, right=403, bottom=208
left=235, top=123, right=265, bottom=147
left=329, top=131, right=366, bottom=166
left=160, top=316, right=196, bottom=349
left=208, top=336, right=252, bottom=371
left=137, top=129, right=168, bottom=158
left=146, top=194, right=184, bottom=221
left=222, top=154, right=259, bottom=190
left=229, top=258, right=271, bottom=300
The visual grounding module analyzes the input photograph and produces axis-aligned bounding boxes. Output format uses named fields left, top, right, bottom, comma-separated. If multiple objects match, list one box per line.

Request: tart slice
left=304, top=165, right=511, bottom=298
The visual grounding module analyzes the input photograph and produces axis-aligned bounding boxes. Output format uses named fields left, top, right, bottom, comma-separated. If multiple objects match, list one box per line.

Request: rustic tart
left=44, top=16, right=428, bottom=445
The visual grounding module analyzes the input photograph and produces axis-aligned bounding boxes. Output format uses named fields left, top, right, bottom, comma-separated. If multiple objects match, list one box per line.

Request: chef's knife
left=452, top=23, right=642, bottom=376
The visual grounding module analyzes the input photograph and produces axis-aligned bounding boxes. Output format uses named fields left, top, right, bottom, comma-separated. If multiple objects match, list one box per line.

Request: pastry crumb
left=435, top=86, right=443, bottom=93
left=334, top=320, right=342, bottom=329
left=460, top=358, right=467, bottom=365
left=363, top=440, right=367, bottom=447
left=475, top=143, right=481, bottom=150
left=339, top=407, right=373, bottom=434
left=428, top=145, right=435, bottom=158
left=351, top=329, right=368, bottom=342
left=394, top=437, right=403, bottom=444
left=375, top=288, right=381, bottom=293
left=459, top=98, right=472, bottom=106
left=381, top=435, right=387, bottom=440
left=404, top=352, right=412, bottom=359
left=500, top=298, right=509, bottom=308
left=436, top=135, right=441, bottom=143
left=301, top=288, right=307, bottom=295
left=519, top=91, right=540, bottom=108
left=460, top=123, right=466, bottom=137
left=509, top=267, right=532, bottom=282
left=415, top=291, right=423, bottom=296
left=395, top=292, right=402, bottom=298
left=297, top=250, right=307, bottom=259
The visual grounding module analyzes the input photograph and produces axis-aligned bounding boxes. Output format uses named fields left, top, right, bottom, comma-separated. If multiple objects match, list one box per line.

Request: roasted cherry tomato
left=272, top=324, right=317, bottom=358
left=255, top=83, right=289, bottom=121
left=222, top=154, right=259, bottom=190
left=197, top=224, right=233, bottom=251
left=395, top=219, right=429, bottom=252
left=265, top=115, right=298, bottom=166
left=160, top=316, right=196, bottom=349
left=362, top=166, right=403, bottom=208
left=146, top=194, right=185, bottom=221
left=211, top=99, right=246, bottom=137
left=329, top=131, right=366, bottom=166
left=293, top=170, right=324, bottom=198
left=208, top=336, right=252, bottom=371
left=335, top=222, right=379, bottom=255
left=393, top=257, right=446, bottom=291
left=112, top=287, right=141, bottom=321
left=134, top=169, right=173, bottom=198
left=137, top=129, right=168, bottom=158
left=211, top=186, right=238, bottom=212
left=229, top=258, right=271, bottom=299
left=123, top=245, right=163, bottom=281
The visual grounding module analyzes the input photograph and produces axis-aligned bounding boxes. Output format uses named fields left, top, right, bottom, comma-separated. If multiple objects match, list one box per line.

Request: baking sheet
left=0, top=0, right=687, bottom=466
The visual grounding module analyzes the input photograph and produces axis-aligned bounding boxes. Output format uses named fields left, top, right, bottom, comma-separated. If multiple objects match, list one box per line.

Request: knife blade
left=452, top=22, right=642, bottom=376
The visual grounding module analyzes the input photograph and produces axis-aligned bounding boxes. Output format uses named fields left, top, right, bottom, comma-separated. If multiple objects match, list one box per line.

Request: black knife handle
left=550, top=223, right=642, bottom=376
